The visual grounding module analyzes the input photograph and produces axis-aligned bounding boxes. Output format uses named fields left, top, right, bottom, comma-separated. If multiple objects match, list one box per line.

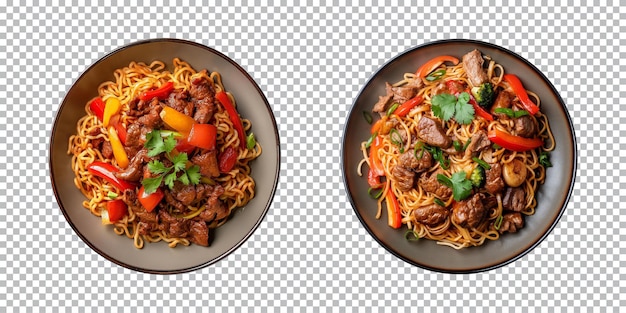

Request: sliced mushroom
left=502, top=159, right=528, bottom=187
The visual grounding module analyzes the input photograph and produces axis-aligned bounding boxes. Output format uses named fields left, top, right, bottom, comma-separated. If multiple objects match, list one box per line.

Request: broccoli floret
left=471, top=82, right=495, bottom=109
left=470, top=166, right=485, bottom=188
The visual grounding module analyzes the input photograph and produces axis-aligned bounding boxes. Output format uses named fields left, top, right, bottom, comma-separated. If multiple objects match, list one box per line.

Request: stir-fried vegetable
left=487, top=128, right=543, bottom=152
left=138, top=81, right=174, bottom=101
left=503, top=74, right=540, bottom=115
left=216, top=91, right=246, bottom=149
left=415, top=55, right=460, bottom=78
left=87, top=162, right=136, bottom=191
left=385, top=189, right=402, bottom=229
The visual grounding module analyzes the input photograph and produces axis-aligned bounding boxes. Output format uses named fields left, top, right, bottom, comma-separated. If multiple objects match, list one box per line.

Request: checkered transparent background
left=0, top=0, right=624, bottom=311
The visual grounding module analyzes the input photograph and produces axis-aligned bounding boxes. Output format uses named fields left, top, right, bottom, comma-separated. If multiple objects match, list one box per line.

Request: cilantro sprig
left=437, top=171, right=473, bottom=201
left=431, top=92, right=475, bottom=125
left=142, top=130, right=201, bottom=194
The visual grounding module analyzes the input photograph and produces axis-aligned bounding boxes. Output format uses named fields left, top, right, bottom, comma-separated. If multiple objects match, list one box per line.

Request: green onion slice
left=404, top=230, right=420, bottom=241
left=365, top=132, right=377, bottom=149
left=363, top=111, right=373, bottom=124
left=425, top=69, right=446, bottom=81
left=368, top=187, right=384, bottom=199
left=462, top=137, right=472, bottom=151
left=246, top=132, right=256, bottom=150
left=453, top=140, right=462, bottom=152
left=494, top=107, right=529, bottom=118
left=436, top=174, right=453, bottom=188
left=472, top=157, right=491, bottom=170
left=107, top=191, right=118, bottom=199
left=387, top=103, right=399, bottom=116
left=433, top=198, right=446, bottom=207
left=494, top=215, right=504, bottom=230
left=389, top=129, right=404, bottom=151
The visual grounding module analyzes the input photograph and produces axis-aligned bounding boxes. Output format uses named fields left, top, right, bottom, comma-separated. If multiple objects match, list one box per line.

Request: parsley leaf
left=147, top=160, right=169, bottom=174
left=186, top=165, right=201, bottom=185
left=431, top=93, right=456, bottom=121
left=455, top=95, right=475, bottom=125
left=539, top=151, right=552, bottom=168
left=142, top=176, right=163, bottom=195
left=431, top=92, right=475, bottom=124
left=142, top=129, right=205, bottom=194
left=437, top=171, right=473, bottom=201
left=171, top=153, right=188, bottom=172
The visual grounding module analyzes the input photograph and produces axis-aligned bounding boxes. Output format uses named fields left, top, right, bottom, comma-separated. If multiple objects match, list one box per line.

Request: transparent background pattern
left=0, top=0, right=624, bottom=311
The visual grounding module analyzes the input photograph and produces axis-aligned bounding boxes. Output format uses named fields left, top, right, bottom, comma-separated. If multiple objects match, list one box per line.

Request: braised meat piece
left=158, top=210, right=190, bottom=238
left=417, top=116, right=452, bottom=148
left=190, top=74, right=216, bottom=124
left=389, top=83, right=418, bottom=104
left=490, top=90, right=514, bottom=118
left=391, top=149, right=434, bottom=191
left=198, top=185, right=228, bottom=223
left=498, top=212, right=524, bottom=234
left=503, top=187, right=526, bottom=212
left=462, top=49, right=488, bottom=87
left=191, top=150, right=220, bottom=177
left=101, top=141, right=114, bottom=159
left=167, top=89, right=194, bottom=117
left=514, top=115, right=537, bottom=137
left=189, top=220, right=209, bottom=246
left=452, top=193, right=487, bottom=229
left=465, top=130, right=491, bottom=155
left=418, top=169, right=452, bottom=199
left=412, top=203, right=449, bottom=226
left=137, top=103, right=163, bottom=128
left=115, top=148, right=149, bottom=181
left=484, top=163, right=505, bottom=195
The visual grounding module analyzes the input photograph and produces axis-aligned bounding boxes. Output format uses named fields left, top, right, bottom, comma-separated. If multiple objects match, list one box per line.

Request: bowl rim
left=341, top=38, right=578, bottom=273
left=49, top=38, right=281, bottom=274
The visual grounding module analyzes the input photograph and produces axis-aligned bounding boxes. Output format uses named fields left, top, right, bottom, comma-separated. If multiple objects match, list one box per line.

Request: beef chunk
left=373, top=94, right=392, bottom=113
left=412, top=203, right=449, bottom=226
left=167, top=90, right=194, bottom=117
left=432, top=80, right=466, bottom=96
left=198, top=185, right=228, bottom=223
left=452, top=193, right=487, bottom=229
left=503, top=187, right=526, bottom=212
left=498, top=212, right=524, bottom=234
left=417, top=116, right=452, bottom=148
left=465, top=130, right=491, bottom=155
left=189, top=220, right=209, bottom=246
left=115, top=148, right=149, bottom=181
left=101, top=141, right=114, bottom=159
left=390, top=84, right=418, bottom=104
left=158, top=210, right=190, bottom=238
left=391, top=165, right=416, bottom=192
left=490, top=90, right=514, bottom=118
left=462, top=49, right=488, bottom=87
left=391, top=149, right=433, bottom=191
left=484, top=163, right=505, bottom=195
left=514, top=115, right=537, bottom=137
left=190, top=74, right=216, bottom=124
left=137, top=102, right=163, bottom=128
left=418, top=169, right=452, bottom=199
left=191, top=150, right=220, bottom=177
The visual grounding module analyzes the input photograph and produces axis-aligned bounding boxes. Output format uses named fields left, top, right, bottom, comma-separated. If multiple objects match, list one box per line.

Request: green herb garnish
left=425, top=69, right=446, bottom=81
left=142, top=130, right=201, bottom=194
left=431, top=92, right=475, bottom=125
left=539, top=151, right=552, bottom=168
left=437, top=171, right=473, bottom=201
left=246, top=132, right=256, bottom=150
left=363, top=111, right=373, bottom=124
left=494, top=107, right=530, bottom=118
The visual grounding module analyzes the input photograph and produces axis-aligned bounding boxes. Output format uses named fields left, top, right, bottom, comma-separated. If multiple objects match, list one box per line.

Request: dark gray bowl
left=50, top=39, right=280, bottom=274
left=342, top=39, right=577, bottom=273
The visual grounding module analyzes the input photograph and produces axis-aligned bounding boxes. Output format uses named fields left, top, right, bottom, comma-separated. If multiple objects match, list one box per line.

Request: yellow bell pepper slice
left=108, top=126, right=129, bottom=168
left=159, top=106, right=196, bottom=135
left=102, top=97, right=122, bottom=127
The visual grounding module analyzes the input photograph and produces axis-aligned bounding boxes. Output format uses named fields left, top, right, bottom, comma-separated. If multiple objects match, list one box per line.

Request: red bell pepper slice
left=138, top=81, right=174, bottom=101
left=385, top=189, right=402, bottom=229
left=415, top=55, right=460, bottom=78
left=503, top=74, right=540, bottom=115
left=87, top=161, right=136, bottom=191
left=367, top=135, right=385, bottom=188
left=218, top=146, right=238, bottom=173
left=487, top=128, right=543, bottom=152
left=394, top=96, right=423, bottom=117
left=187, top=123, right=217, bottom=150
left=175, top=138, right=196, bottom=154
left=138, top=185, right=164, bottom=212
left=89, top=97, right=105, bottom=121
left=215, top=91, right=246, bottom=149
left=105, top=199, right=128, bottom=223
